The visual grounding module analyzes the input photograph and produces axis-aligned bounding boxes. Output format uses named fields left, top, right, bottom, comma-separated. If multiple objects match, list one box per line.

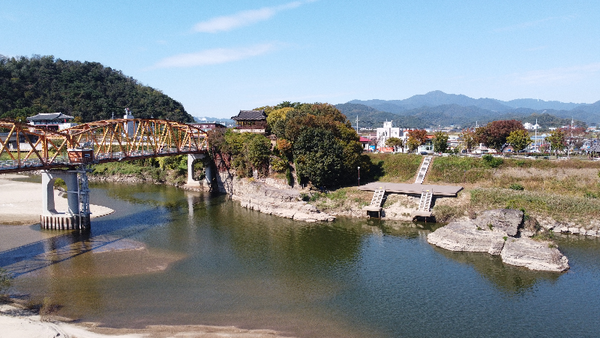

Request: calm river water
left=4, top=182, right=600, bottom=337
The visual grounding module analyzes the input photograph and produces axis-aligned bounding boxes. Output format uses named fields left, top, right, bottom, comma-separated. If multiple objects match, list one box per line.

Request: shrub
left=482, top=154, right=503, bottom=168
left=432, top=205, right=460, bottom=223
left=0, top=268, right=12, bottom=296
left=509, top=183, right=524, bottom=190
left=271, top=156, right=289, bottom=173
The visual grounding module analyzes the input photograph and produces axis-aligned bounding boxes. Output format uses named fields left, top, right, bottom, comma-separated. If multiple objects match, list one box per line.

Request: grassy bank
left=311, top=153, right=600, bottom=227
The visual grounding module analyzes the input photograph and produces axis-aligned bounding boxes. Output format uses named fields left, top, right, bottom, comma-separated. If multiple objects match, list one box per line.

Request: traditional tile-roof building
left=231, top=110, right=267, bottom=133
left=26, top=112, right=76, bottom=131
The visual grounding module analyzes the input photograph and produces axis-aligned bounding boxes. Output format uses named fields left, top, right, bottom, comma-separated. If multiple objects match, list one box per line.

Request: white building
left=523, top=122, right=541, bottom=130
left=376, top=121, right=401, bottom=150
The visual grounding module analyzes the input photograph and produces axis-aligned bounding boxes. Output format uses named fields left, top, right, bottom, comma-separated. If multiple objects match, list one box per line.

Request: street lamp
left=357, top=166, right=360, bottom=187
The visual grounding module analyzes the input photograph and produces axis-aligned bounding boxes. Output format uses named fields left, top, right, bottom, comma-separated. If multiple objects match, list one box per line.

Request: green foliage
left=509, top=183, right=525, bottom=191
left=0, top=55, right=193, bottom=122
left=433, top=131, right=449, bottom=153
left=482, top=154, right=503, bottom=168
left=385, top=137, right=403, bottom=152
left=506, top=129, right=532, bottom=152
left=271, top=156, right=289, bottom=173
left=294, top=128, right=343, bottom=188
left=214, top=130, right=272, bottom=177
left=262, top=102, right=366, bottom=188
left=546, top=129, right=566, bottom=156
left=0, top=268, right=13, bottom=295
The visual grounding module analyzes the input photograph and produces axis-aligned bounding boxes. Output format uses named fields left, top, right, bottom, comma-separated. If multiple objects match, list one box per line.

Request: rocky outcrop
left=427, top=221, right=506, bottom=255
left=501, top=237, right=569, bottom=272
left=217, top=172, right=335, bottom=223
left=427, top=209, right=569, bottom=272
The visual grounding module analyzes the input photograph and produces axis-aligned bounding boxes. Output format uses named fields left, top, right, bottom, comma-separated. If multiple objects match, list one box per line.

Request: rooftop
left=231, top=110, right=267, bottom=121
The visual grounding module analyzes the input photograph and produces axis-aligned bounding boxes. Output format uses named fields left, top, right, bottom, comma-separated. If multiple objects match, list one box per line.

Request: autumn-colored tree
left=460, top=129, right=476, bottom=153
left=506, top=129, right=532, bottom=152
left=475, top=120, right=525, bottom=151
left=407, top=129, right=428, bottom=152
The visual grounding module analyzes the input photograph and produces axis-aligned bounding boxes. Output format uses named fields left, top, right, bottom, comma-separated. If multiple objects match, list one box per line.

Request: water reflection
left=433, top=246, right=561, bottom=295
left=4, top=182, right=600, bottom=338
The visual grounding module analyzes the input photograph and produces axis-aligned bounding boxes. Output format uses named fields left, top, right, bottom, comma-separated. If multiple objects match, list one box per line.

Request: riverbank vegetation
left=90, top=155, right=204, bottom=186
left=355, top=153, right=600, bottom=227
left=209, top=102, right=372, bottom=189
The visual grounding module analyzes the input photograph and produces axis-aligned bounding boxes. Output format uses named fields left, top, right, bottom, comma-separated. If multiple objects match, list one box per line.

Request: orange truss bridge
left=0, top=118, right=208, bottom=173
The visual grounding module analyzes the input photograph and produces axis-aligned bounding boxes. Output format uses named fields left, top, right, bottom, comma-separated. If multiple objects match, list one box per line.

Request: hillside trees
left=475, top=120, right=525, bottom=151
left=0, top=55, right=193, bottom=122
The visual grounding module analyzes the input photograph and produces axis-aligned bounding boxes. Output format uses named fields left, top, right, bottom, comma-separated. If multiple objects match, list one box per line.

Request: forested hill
left=0, top=55, right=193, bottom=123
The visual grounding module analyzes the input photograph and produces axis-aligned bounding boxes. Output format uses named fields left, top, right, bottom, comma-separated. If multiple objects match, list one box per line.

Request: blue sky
left=2, top=0, right=599, bottom=118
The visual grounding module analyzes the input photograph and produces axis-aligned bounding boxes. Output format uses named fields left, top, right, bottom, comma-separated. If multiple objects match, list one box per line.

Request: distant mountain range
left=337, top=91, right=600, bottom=129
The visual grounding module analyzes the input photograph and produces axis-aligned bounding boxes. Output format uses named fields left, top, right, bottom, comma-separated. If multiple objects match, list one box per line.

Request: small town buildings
left=523, top=122, right=541, bottom=130
left=359, top=136, right=371, bottom=151
left=376, top=121, right=402, bottom=151
left=26, top=112, right=75, bottom=131
left=231, top=110, right=267, bottom=133
left=191, top=122, right=227, bottom=132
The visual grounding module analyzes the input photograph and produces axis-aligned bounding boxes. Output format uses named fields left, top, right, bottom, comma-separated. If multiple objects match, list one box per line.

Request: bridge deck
left=358, top=182, right=463, bottom=197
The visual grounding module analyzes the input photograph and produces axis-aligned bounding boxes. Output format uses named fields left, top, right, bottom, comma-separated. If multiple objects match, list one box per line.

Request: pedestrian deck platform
left=358, top=182, right=463, bottom=197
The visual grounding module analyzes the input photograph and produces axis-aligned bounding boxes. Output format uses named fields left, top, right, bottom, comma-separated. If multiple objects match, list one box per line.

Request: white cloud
left=193, top=1, right=312, bottom=33
left=513, top=62, right=600, bottom=85
left=151, top=43, right=278, bottom=69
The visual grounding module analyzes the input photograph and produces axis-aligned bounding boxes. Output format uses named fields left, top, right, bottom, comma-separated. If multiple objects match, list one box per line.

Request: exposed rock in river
left=501, top=237, right=569, bottom=272
left=427, top=209, right=569, bottom=272
left=216, top=172, right=335, bottom=223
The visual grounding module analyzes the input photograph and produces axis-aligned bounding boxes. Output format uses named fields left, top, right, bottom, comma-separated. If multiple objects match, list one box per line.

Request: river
left=3, top=182, right=600, bottom=337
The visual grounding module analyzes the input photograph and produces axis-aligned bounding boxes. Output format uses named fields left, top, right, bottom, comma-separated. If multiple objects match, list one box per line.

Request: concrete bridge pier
left=187, top=153, right=215, bottom=189
left=41, top=169, right=90, bottom=230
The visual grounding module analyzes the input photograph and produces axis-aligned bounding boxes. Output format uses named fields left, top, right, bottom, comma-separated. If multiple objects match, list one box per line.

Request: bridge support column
left=186, top=154, right=206, bottom=186
left=41, top=169, right=90, bottom=230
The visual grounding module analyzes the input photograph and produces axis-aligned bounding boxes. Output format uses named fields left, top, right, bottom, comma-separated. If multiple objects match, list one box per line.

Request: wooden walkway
left=358, top=182, right=463, bottom=197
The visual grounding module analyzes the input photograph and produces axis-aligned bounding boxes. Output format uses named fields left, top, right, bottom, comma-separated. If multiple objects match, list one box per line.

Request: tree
left=432, top=131, right=449, bottom=153
left=385, top=137, right=403, bottom=153
left=506, top=129, right=532, bottom=152
left=460, top=129, right=476, bottom=153
left=260, top=102, right=366, bottom=187
left=546, top=129, right=566, bottom=157
left=407, top=129, right=428, bottom=153
left=294, top=128, right=343, bottom=188
left=475, top=120, right=525, bottom=151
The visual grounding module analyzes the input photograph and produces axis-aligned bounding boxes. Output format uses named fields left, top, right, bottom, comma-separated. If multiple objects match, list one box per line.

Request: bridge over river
left=0, top=118, right=208, bottom=230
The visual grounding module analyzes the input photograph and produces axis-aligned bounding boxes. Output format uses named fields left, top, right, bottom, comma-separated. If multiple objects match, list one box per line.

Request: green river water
left=2, top=182, right=600, bottom=337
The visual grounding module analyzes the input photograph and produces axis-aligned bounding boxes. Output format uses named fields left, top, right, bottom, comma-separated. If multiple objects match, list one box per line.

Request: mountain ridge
left=339, top=91, right=599, bottom=129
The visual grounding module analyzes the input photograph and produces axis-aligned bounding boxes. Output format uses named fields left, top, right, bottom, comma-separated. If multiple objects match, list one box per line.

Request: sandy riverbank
left=0, top=174, right=290, bottom=338
left=0, top=173, right=114, bottom=226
